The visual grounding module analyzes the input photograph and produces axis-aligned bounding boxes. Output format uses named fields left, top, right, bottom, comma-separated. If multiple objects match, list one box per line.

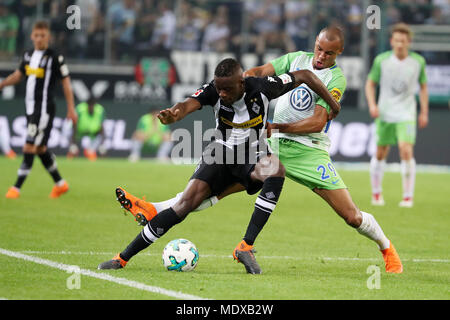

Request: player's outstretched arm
left=0, top=70, right=23, bottom=91
left=61, top=76, right=77, bottom=124
left=158, top=98, right=201, bottom=124
left=291, top=69, right=341, bottom=116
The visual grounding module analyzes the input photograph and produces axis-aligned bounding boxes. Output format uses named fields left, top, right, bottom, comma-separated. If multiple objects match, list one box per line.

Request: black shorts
left=25, top=112, right=55, bottom=147
left=190, top=141, right=270, bottom=196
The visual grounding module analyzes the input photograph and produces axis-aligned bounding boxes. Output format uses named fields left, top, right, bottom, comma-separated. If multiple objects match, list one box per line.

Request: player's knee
left=23, top=143, right=37, bottom=154
left=343, top=207, right=362, bottom=228
left=272, top=162, right=285, bottom=177
left=36, top=145, right=47, bottom=155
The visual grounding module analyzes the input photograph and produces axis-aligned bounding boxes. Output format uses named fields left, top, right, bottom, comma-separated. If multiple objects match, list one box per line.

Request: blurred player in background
left=0, top=21, right=77, bottom=199
left=67, top=96, right=106, bottom=161
left=128, top=109, right=173, bottom=162
left=0, top=116, right=16, bottom=159
left=365, top=23, right=429, bottom=208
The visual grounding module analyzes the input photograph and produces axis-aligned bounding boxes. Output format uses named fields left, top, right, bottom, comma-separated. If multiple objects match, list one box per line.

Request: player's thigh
left=396, top=121, right=416, bottom=160
left=25, top=113, right=53, bottom=149
left=375, top=119, right=397, bottom=146
left=173, top=178, right=212, bottom=216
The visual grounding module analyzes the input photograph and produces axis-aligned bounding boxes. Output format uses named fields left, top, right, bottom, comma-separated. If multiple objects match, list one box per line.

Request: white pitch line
left=0, top=248, right=209, bottom=300
left=18, top=250, right=450, bottom=263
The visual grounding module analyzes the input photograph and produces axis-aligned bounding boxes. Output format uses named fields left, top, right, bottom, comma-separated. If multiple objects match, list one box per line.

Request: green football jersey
left=368, top=50, right=427, bottom=123
left=137, top=113, right=170, bottom=145
left=76, top=102, right=105, bottom=136
left=270, top=51, right=346, bottom=152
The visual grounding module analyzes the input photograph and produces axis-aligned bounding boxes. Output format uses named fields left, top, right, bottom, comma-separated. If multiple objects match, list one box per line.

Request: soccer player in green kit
left=365, top=23, right=429, bottom=208
left=111, top=26, right=403, bottom=274
left=68, top=97, right=105, bottom=161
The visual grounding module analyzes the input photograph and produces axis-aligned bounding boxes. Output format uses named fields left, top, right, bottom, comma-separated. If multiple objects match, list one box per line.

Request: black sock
left=14, top=153, right=35, bottom=189
left=148, top=207, right=183, bottom=238
left=120, top=232, right=151, bottom=261
left=39, top=151, right=62, bottom=183
left=243, top=176, right=285, bottom=246
left=119, top=208, right=183, bottom=262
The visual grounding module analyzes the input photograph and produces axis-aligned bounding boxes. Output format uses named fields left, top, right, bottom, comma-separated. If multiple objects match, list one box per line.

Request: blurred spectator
left=0, top=4, right=19, bottom=58
left=284, top=0, right=311, bottom=51
left=150, top=2, right=176, bottom=51
left=433, top=0, right=450, bottom=20
left=71, top=0, right=101, bottom=59
left=174, top=0, right=205, bottom=51
left=399, top=2, right=429, bottom=25
left=49, top=0, right=70, bottom=57
left=128, top=109, right=173, bottom=162
left=385, top=4, right=402, bottom=26
left=135, top=0, right=157, bottom=47
left=245, top=0, right=294, bottom=54
left=201, top=6, right=231, bottom=52
left=346, top=0, right=363, bottom=26
left=68, top=97, right=106, bottom=162
left=108, top=0, right=137, bottom=61
left=426, top=6, right=448, bottom=25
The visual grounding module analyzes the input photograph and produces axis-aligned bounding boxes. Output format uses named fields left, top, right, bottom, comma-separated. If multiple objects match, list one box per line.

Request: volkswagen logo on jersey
left=290, top=86, right=313, bottom=111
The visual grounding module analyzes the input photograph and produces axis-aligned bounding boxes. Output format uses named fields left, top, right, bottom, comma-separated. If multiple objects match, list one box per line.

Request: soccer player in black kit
left=0, top=21, right=77, bottom=199
left=98, top=58, right=340, bottom=274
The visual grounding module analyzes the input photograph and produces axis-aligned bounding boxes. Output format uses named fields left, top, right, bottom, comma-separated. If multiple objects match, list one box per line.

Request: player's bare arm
left=243, top=62, right=275, bottom=78
left=158, top=98, right=201, bottom=124
left=269, top=105, right=328, bottom=134
left=365, top=78, right=379, bottom=118
left=61, top=76, right=77, bottom=124
left=418, top=83, right=429, bottom=129
left=291, top=69, right=341, bottom=116
left=0, top=69, right=23, bottom=91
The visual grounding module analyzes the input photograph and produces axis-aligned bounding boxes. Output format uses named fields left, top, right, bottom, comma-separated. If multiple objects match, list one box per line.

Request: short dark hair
left=319, top=25, right=345, bottom=49
left=214, top=58, right=242, bottom=78
left=33, top=20, right=50, bottom=31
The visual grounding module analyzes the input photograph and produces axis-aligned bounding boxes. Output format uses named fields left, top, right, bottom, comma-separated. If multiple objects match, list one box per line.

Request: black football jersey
left=191, top=73, right=297, bottom=147
left=18, top=48, right=70, bottom=116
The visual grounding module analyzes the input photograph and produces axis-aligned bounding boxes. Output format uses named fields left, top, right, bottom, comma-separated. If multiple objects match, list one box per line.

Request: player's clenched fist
left=158, top=108, right=180, bottom=124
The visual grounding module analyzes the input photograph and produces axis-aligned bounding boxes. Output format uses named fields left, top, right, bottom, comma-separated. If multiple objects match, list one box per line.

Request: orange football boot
left=97, top=253, right=127, bottom=270
left=5, top=186, right=20, bottom=199
left=233, top=240, right=262, bottom=274
left=381, top=241, right=403, bottom=273
left=84, top=149, right=97, bottom=161
left=115, top=187, right=157, bottom=226
left=5, top=150, right=17, bottom=159
left=49, top=181, right=69, bottom=198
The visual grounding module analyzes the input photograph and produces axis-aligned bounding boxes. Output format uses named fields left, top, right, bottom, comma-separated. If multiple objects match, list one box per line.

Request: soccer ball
left=162, top=239, right=199, bottom=272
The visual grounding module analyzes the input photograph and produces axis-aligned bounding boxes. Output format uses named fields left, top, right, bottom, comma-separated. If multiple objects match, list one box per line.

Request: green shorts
left=375, top=119, right=416, bottom=146
left=268, top=138, right=347, bottom=190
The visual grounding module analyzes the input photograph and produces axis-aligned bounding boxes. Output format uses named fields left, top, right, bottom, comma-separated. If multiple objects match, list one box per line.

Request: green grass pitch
left=0, top=156, right=448, bottom=300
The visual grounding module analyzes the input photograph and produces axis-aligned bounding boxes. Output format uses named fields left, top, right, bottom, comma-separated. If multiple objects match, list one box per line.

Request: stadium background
left=0, top=0, right=449, bottom=164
